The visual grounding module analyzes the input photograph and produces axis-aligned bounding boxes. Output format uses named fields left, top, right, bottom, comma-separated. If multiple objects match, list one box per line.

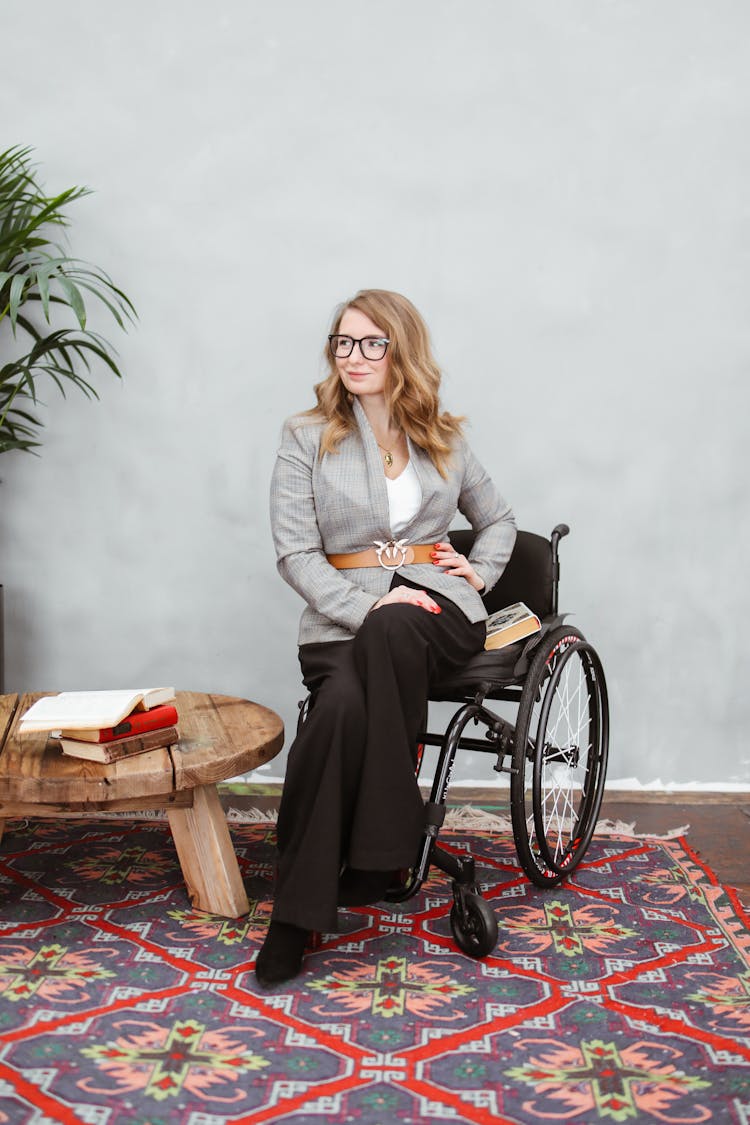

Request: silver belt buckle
left=374, top=538, right=409, bottom=571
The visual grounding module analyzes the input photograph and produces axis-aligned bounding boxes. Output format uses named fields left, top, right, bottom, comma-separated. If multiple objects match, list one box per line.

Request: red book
left=56, top=704, right=179, bottom=744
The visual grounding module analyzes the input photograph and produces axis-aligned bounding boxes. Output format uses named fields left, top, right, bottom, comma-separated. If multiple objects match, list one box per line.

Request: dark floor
left=222, top=784, right=750, bottom=909
left=599, top=792, right=750, bottom=908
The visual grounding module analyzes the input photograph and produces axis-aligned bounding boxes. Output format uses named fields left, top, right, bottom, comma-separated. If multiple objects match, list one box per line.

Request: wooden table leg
left=167, top=784, right=250, bottom=918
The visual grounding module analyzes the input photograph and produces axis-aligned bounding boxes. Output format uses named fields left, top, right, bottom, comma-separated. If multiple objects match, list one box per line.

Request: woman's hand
left=432, top=542, right=485, bottom=592
left=371, top=587, right=442, bottom=614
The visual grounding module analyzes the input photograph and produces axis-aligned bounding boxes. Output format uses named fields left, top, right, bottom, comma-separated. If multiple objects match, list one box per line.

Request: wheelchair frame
left=383, top=523, right=610, bottom=958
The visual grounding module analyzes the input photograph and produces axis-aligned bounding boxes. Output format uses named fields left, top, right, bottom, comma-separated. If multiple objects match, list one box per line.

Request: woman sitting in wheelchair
left=257, top=288, right=516, bottom=986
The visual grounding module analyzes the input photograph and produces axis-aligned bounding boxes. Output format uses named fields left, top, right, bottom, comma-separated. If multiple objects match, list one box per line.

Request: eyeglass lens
left=329, top=335, right=389, bottom=360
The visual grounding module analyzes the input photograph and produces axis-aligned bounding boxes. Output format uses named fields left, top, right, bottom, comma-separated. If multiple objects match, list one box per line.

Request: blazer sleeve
left=269, top=419, right=380, bottom=633
left=457, top=439, right=517, bottom=594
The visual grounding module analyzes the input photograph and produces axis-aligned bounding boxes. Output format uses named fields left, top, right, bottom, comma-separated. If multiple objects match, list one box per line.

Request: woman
left=257, top=289, right=516, bottom=986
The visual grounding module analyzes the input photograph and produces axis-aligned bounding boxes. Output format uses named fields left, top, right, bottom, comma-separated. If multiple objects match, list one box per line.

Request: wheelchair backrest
left=448, top=528, right=555, bottom=620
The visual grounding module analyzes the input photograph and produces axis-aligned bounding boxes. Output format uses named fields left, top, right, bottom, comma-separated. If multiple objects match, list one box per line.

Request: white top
left=386, top=460, right=423, bottom=535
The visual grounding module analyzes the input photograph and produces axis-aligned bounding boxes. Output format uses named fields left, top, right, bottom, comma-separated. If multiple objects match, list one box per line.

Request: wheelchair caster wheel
left=449, top=893, right=498, bottom=958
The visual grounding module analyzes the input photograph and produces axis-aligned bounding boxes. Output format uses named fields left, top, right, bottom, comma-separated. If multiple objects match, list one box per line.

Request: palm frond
left=0, top=146, right=136, bottom=456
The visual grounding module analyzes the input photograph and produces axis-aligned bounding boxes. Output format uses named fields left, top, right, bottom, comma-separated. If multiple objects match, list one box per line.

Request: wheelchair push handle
left=550, top=523, right=570, bottom=547
left=550, top=523, right=570, bottom=617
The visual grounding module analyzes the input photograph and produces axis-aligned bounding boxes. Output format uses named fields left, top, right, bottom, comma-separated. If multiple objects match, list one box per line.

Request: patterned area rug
left=0, top=817, right=748, bottom=1124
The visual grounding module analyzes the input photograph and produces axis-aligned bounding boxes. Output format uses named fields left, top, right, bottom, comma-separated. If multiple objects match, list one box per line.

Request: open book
left=484, top=603, right=541, bottom=651
left=18, top=688, right=176, bottom=735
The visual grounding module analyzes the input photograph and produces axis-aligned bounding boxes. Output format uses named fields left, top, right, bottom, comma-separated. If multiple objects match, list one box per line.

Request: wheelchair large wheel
left=510, top=627, right=609, bottom=887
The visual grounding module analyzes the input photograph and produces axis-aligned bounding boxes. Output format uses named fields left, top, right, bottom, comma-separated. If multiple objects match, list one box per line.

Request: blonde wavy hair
left=302, top=289, right=464, bottom=477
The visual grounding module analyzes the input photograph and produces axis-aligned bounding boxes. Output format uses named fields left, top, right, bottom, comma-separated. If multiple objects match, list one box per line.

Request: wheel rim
left=531, top=641, right=608, bottom=874
left=511, top=633, right=578, bottom=885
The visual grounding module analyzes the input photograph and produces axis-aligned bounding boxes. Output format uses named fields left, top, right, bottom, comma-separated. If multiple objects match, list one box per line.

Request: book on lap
left=18, top=688, right=176, bottom=735
left=58, top=725, right=179, bottom=763
left=484, top=603, right=542, bottom=651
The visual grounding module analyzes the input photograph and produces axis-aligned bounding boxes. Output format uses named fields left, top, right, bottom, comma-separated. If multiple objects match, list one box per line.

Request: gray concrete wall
left=1, top=1, right=748, bottom=788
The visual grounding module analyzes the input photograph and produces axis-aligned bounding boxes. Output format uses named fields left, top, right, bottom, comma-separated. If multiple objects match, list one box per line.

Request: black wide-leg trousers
left=272, top=576, right=486, bottom=933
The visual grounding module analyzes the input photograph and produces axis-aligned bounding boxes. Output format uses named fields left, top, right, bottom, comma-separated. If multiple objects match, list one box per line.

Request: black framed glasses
left=328, top=334, right=390, bottom=361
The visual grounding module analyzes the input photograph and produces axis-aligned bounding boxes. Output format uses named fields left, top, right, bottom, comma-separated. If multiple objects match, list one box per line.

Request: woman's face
left=333, top=307, right=390, bottom=399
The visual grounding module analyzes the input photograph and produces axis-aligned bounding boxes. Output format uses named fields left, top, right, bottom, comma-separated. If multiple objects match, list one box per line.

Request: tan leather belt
left=327, top=540, right=437, bottom=571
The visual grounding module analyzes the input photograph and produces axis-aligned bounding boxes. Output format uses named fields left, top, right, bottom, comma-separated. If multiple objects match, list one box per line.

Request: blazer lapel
left=402, top=434, right=446, bottom=538
left=351, top=398, right=391, bottom=537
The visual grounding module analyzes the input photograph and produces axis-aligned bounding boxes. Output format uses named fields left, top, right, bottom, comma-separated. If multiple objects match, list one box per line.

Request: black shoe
left=338, top=867, right=393, bottom=907
left=255, top=920, right=309, bottom=987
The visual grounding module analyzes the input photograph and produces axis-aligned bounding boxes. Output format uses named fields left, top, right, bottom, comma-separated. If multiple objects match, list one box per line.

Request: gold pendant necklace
left=378, top=445, right=394, bottom=468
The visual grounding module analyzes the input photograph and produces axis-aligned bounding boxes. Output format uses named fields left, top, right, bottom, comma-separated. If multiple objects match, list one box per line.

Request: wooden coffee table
left=0, top=691, right=284, bottom=919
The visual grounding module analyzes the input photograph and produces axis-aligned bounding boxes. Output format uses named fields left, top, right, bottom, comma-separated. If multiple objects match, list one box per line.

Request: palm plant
left=0, top=145, right=136, bottom=455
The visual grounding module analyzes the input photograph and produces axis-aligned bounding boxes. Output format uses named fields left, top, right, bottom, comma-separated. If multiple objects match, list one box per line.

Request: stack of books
left=18, top=688, right=179, bottom=763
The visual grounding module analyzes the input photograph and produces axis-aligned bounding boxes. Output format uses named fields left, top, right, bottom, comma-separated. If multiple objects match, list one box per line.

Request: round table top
left=0, top=691, right=284, bottom=809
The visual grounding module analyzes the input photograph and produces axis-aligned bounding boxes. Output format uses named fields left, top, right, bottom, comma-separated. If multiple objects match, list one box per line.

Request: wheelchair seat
left=383, top=523, right=610, bottom=960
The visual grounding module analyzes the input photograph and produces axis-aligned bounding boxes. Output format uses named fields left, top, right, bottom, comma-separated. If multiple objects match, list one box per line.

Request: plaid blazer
left=269, top=397, right=517, bottom=645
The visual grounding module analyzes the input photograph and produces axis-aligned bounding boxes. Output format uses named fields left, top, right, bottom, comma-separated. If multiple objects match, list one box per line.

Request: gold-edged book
left=484, top=602, right=541, bottom=651
left=58, top=726, right=179, bottom=763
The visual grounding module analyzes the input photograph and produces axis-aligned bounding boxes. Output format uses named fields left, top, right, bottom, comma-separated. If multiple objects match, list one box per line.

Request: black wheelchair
left=382, top=524, right=609, bottom=958
left=297, top=524, right=609, bottom=959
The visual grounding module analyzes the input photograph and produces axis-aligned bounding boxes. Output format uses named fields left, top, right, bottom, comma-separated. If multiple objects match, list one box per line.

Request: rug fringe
left=596, top=817, right=690, bottom=840
left=225, top=806, right=279, bottom=823
left=6, top=804, right=689, bottom=841
left=440, top=806, right=689, bottom=839
left=222, top=805, right=689, bottom=841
